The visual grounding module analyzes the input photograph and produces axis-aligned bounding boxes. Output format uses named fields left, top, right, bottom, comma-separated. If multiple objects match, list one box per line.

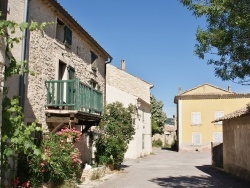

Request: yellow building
left=174, top=83, right=250, bottom=152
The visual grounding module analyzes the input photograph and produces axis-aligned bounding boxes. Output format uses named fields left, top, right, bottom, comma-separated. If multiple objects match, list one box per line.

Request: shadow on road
left=149, top=165, right=250, bottom=188
left=149, top=175, right=221, bottom=187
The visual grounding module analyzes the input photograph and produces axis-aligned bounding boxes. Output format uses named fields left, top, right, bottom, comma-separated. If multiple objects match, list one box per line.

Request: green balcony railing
left=45, top=79, right=103, bottom=114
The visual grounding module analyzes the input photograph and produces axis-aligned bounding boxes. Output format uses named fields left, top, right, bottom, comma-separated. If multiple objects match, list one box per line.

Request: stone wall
left=106, top=64, right=152, bottom=104
left=22, top=0, right=106, bottom=129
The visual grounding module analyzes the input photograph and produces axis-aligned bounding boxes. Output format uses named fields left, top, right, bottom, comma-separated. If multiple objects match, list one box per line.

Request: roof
left=180, top=83, right=234, bottom=95
left=174, top=83, right=250, bottom=103
left=43, top=0, right=112, bottom=60
left=213, top=107, right=250, bottom=122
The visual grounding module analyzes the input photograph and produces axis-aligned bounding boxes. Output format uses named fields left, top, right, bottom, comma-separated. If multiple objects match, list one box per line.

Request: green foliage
left=152, top=139, right=163, bottom=147
left=178, top=0, right=250, bottom=84
left=1, top=97, right=42, bottom=185
left=28, top=131, right=82, bottom=187
left=150, top=95, right=167, bottom=135
left=95, top=102, right=136, bottom=169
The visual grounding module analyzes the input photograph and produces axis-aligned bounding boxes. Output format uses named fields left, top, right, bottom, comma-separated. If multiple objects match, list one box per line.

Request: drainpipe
left=19, top=0, right=29, bottom=111
left=104, top=57, right=112, bottom=107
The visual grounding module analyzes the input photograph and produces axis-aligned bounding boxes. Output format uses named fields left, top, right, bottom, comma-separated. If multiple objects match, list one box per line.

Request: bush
left=152, top=139, right=163, bottom=147
left=95, top=102, right=135, bottom=169
left=28, top=128, right=82, bottom=187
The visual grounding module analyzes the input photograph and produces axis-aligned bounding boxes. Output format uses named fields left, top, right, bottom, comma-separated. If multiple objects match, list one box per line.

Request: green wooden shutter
left=64, top=26, right=72, bottom=46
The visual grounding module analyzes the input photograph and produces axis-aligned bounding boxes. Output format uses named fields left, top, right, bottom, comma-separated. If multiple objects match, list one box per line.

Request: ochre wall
left=179, top=97, right=250, bottom=151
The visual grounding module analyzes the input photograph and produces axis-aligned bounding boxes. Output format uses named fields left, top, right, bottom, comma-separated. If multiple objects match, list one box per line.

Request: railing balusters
left=45, top=79, right=102, bottom=114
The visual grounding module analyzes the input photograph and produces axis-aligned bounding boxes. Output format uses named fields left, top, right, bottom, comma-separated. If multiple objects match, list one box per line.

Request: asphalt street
left=92, top=148, right=250, bottom=188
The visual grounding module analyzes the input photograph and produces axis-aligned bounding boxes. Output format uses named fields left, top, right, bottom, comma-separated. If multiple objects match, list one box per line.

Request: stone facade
left=106, top=64, right=153, bottom=158
left=5, top=0, right=111, bottom=165
left=106, top=64, right=151, bottom=104
left=10, top=0, right=109, bottom=129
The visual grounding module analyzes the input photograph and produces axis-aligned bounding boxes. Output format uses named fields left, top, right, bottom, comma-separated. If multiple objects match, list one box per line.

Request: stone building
left=174, top=83, right=250, bottom=152
left=4, top=0, right=112, bottom=163
left=106, top=61, right=154, bottom=158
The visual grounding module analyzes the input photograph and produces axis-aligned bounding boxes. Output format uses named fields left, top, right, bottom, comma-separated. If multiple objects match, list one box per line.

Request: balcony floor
left=45, top=109, right=101, bottom=126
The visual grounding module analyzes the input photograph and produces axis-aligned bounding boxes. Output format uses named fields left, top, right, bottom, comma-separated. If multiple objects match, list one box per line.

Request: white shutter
left=213, top=132, right=223, bottom=142
left=192, top=112, right=201, bottom=125
left=214, top=111, right=224, bottom=125
left=192, top=132, right=201, bottom=145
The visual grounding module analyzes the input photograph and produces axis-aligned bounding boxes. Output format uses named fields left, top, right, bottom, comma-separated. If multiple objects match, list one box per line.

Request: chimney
left=178, top=87, right=182, bottom=94
left=121, top=60, right=126, bottom=71
left=228, top=85, right=231, bottom=92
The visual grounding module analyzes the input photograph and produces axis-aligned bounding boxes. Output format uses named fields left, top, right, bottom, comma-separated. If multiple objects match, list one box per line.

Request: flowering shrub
left=28, top=129, right=82, bottom=187
left=57, top=127, right=82, bottom=143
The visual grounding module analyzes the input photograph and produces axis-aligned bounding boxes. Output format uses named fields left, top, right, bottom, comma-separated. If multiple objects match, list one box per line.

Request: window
left=58, top=61, right=67, bottom=80
left=213, top=132, right=223, bottom=142
left=191, top=112, right=201, bottom=125
left=142, top=134, right=145, bottom=149
left=192, top=132, right=201, bottom=145
left=89, top=79, right=99, bottom=90
left=0, top=0, right=8, bottom=20
left=90, top=51, right=98, bottom=71
left=67, top=66, right=75, bottom=80
left=142, top=109, right=145, bottom=122
left=56, top=19, right=72, bottom=46
left=214, top=111, right=224, bottom=125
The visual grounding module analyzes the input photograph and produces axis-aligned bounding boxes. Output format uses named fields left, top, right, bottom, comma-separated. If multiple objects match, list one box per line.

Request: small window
left=192, top=132, right=201, bottom=145
left=191, top=112, right=201, bottom=125
left=89, top=80, right=99, bottom=90
left=0, top=0, right=8, bottom=20
left=213, top=132, right=223, bottom=142
left=142, top=109, right=145, bottom=122
left=91, top=51, right=98, bottom=71
left=214, top=111, right=224, bottom=125
left=56, top=19, right=72, bottom=46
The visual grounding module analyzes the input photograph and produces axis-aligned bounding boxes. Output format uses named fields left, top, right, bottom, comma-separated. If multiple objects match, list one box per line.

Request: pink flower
left=22, top=180, right=31, bottom=188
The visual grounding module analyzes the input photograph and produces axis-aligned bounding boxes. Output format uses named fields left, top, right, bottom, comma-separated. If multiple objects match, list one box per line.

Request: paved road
left=93, top=148, right=250, bottom=188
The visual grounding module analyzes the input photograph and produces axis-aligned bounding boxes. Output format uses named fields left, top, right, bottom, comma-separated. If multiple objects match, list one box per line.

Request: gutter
left=104, top=57, right=113, bottom=107
left=19, top=0, right=29, bottom=110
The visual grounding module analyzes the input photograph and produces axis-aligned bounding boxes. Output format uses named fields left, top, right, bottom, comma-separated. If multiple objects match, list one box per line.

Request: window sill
left=54, top=39, right=71, bottom=50
left=191, top=124, right=202, bottom=126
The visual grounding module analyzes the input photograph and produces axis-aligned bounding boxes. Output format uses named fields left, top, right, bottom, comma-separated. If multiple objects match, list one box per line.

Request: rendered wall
left=106, top=85, right=152, bottom=159
left=179, top=98, right=250, bottom=151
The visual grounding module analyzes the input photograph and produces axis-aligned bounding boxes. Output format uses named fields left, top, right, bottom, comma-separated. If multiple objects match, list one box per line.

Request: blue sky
left=58, top=0, right=250, bottom=117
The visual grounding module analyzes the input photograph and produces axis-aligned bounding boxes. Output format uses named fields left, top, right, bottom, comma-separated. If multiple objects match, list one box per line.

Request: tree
left=150, top=95, right=167, bottom=135
left=178, top=0, right=250, bottom=84
left=95, top=102, right=135, bottom=169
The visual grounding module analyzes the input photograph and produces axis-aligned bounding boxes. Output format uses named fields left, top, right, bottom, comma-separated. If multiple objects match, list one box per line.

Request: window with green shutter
left=64, top=26, right=72, bottom=46
left=91, top=51, right=98, bottom=71
left=56, top=18, right=72, bottom=47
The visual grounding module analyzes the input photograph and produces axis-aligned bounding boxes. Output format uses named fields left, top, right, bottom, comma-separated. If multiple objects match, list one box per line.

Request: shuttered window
left=91, top=51, right=98, bottom=71
left=56, top=19, right=72, bottom=47
left=213, top=132, right=223, bottom=142
left=192, top=132, right=201, bottom=145
left=64, top=26, right=72, bottom=46
left=191, top=112, right=201, bottom=125
left=214, top=111, right=224, bottom=125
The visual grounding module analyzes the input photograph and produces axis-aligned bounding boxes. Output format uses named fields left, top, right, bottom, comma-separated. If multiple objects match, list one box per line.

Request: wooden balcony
left=44, top=79, right=103, bottom=127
